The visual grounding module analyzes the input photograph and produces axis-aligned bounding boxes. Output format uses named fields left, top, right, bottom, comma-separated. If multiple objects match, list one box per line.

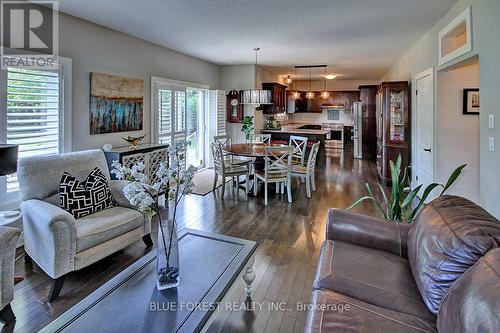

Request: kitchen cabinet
left=262, top=82, right=287, bottom=114
left=287, top=90, right=360, bottom=113
left=376, top=81, right=409, bottom=184
left=359, top=85, right=377, bottom=159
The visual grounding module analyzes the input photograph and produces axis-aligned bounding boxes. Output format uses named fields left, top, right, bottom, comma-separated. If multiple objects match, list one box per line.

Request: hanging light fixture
left=305, top=67, right=315, bottom=100
left=321, top=66, right=330, bottom=99
left=286, top=75, right=293, bottom=85
left=240, top=47, right=272, bottom=107
left=292, top=66, right=300, bottom=99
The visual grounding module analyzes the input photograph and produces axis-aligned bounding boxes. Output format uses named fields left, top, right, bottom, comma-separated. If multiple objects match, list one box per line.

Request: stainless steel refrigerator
left=352, top=102, right=363, bottom=159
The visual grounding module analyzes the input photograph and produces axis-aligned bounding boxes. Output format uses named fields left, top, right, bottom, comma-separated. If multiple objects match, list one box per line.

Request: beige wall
left=58, top=13, right=220, bottom=151
left=437, top=61, right=480, bottom=202
left=381, top=0, right=500, bottom=217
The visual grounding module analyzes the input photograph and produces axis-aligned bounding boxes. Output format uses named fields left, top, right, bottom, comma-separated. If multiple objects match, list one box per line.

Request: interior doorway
left=414, top=68, right=435, bottom=192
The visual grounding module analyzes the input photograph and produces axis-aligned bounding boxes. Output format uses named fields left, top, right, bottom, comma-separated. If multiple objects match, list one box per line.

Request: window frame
left=0, top=56, right=72, bottom=209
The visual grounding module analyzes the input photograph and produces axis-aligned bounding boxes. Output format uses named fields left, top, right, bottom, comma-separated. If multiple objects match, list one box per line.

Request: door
left=414, top=68, right=434, bottom=190
left=152, top=80, right=187, bottom=169
left=186, top=88, right=205, bottom=169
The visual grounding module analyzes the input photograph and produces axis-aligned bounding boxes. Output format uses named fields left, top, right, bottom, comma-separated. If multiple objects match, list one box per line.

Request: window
left=0, top=57, right=71, bottom=207
left=5, top=67, right=61, bottom=193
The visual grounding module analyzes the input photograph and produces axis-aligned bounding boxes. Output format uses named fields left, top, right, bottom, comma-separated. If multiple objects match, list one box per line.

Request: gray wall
left=381, top=0, right=500, bottom=218
left=58, top=13, right=220, bottom=151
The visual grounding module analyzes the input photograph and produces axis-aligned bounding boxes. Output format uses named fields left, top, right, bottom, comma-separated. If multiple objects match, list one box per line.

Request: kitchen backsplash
left=289, top=109, right=354, bottom=124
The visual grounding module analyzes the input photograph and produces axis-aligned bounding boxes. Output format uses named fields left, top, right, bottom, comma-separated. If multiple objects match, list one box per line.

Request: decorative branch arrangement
left=111, top=140, right=196, bottom=288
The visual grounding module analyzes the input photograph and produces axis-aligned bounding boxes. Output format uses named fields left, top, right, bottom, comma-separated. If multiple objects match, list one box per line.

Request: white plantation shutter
left=207, top=90, right=226, bottom=166
left=158, top=89, right=172, bottom=144
left=5, top=67, right=62, bottom=193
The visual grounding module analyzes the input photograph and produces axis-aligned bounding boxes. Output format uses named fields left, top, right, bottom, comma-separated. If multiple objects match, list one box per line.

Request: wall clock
left=226, top=89, right=243, bottom=123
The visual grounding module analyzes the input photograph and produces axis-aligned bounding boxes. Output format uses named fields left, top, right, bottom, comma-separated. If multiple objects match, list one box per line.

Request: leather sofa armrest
left=326, top=208, right=411, bottom=257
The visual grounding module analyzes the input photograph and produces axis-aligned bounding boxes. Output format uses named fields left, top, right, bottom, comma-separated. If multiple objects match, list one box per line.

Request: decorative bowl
left=122, top=134, right=146, bottom=150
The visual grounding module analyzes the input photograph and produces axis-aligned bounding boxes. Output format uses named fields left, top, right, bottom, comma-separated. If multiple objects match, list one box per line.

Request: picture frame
left=463, top=88, right=479, bottom=115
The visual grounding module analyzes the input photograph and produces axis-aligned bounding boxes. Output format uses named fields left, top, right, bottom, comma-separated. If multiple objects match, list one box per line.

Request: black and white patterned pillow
left=60, top=167, right=116, bottom=219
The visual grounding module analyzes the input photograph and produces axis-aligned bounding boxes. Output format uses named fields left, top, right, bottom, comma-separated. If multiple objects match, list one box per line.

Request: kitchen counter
left=262, top=123, right=331, bottom=135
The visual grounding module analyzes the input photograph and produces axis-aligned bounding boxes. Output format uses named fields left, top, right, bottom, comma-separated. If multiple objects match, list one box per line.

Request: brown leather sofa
left=305, top=195, right=500, bottom=333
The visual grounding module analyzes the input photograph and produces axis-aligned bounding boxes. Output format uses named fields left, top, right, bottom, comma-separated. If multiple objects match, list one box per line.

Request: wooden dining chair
left=213, top=135, right=249, bottom=166
left=248, top=134, right=271, bottom=145
left=291, top=142, right=320, bottom=198
left=289, top=135, right=308, bottom=166
left=254, top=146, right=293, bottom=205
left=210, top=143, right=250, bottom=198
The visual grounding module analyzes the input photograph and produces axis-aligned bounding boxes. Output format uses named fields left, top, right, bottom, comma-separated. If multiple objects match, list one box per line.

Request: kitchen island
left=262, top=124, right=331, bottom=166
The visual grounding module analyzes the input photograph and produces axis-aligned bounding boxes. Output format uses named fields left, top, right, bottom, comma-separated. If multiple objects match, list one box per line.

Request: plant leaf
left=440, top=164, right=467, bottom=195
left=377, top=183, right=389, bottom=215
left=410, top=183, right=442, bottom=220
left=401, top=185, right=422, bottom=208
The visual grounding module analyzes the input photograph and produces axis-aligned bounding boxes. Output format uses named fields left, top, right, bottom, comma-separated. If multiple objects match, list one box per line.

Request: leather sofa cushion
left=437, top=248, right=500, bottom=333
left=407, top=195, right=500, bottom=314
left=313, top=240, right=435, bottom=322
left=304, top=290, right=437, bottom=333
left=76, top=206, right=143, bottom=252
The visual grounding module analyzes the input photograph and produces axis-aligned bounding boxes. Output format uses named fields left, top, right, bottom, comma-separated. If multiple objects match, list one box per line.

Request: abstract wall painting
left=90, top=72, right=144, bottom=134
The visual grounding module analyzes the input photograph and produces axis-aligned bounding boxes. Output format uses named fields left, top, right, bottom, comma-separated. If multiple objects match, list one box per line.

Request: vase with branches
left=111, top=140, right=196, bottom=290
left=347, top=154, right=466, bottom=223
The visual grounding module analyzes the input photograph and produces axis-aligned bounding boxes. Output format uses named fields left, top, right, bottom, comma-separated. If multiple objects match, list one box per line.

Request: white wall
left=58, top=13, right=220, bottom=151
left=220, top=64, right=259, bottom=142
left=437, top=61, right=480, bottom=202
left=381, top=0, right=500, bottom=217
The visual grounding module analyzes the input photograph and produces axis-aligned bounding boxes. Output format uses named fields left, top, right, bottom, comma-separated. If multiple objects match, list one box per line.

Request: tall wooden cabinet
left=262, top=82, right=287, bottom=114
left=376, top=82, right=410, bottom=184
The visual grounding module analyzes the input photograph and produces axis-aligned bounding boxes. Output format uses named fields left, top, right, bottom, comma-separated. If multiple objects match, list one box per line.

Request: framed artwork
left=463, top=88, right=479, bottom=115
left=90, top=72, right=144, bottom=134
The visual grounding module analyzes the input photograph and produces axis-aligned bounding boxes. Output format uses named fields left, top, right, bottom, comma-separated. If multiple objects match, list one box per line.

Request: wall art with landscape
left=90, top=72, right=144, bottom=134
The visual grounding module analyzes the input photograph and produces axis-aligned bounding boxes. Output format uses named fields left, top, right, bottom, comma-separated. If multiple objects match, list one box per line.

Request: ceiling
left=55, top=0, right=457, bottom=79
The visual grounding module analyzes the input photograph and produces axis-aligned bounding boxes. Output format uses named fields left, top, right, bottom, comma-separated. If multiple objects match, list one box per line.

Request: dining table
left=221, top=143, right=290, bottom=193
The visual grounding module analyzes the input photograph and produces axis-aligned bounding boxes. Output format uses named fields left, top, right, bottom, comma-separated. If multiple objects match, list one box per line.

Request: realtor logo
left=1, top=1, right=58, bottom=69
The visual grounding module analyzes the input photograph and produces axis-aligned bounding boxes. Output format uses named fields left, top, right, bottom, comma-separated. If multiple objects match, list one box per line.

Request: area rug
left=191, top=168, right=228, bottom=196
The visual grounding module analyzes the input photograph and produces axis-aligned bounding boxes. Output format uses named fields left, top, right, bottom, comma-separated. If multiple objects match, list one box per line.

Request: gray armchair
left=0, top=226, right=20, bottom=325
left=17, top=149, right=152, bottom=302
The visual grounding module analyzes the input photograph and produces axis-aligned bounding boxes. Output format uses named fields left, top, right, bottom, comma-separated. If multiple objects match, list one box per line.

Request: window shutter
left=158, top=89, right=172, bottom=145
left=216, top=90, right=227, bottom=136
left=6, top=67, right=61, bottom=193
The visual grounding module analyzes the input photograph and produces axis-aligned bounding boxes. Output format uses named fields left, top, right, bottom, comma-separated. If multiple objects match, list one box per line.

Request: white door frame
left=412, top=67, right=435, bottom=188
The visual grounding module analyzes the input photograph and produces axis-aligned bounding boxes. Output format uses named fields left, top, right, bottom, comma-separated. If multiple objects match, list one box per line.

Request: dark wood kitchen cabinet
left=262, top=82, right=287, bottom=114
left=359, top=85, right=377, bottom=160
left=376, top=81, right=410, bottom=184
left=286, top=90, right=360, bottom=113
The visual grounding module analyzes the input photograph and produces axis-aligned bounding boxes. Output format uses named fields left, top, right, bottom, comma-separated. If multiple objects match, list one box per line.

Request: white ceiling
left=55, top=0, right=457, bottom=79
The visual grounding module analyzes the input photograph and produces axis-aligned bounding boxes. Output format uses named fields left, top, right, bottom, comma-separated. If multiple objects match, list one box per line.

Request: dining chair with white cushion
left=291, top=142, right=320, bottom=198
left=248, top=134, right=271, bottom=145
left=254, top=146, right=293, bottom=205
left=211, top=143, right=250, bottom=198
left=289, top=135, right=308, bottom=166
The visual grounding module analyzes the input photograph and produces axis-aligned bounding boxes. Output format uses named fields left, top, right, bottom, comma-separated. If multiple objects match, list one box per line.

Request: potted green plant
left=241, top=116, right=254, bottom=141
left=348, top=155, right=466, bottom=223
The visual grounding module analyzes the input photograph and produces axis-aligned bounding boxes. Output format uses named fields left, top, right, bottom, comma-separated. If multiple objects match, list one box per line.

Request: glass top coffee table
left=40, top=228, right=257, bottom=333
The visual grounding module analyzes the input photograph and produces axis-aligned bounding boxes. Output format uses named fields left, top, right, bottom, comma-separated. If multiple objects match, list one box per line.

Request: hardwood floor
left=4, top=150, right=384, bottom=333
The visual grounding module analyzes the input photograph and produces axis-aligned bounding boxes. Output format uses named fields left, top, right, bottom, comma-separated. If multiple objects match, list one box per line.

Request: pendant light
left=292, top=66, right=300, bottom=99
left=305, top=67, right=315, bottom=100
left=321, top=66, right=330, bottom=99
left=240, top=47, right=272, bottom=107
left=286, top=75, right=293, bottom=85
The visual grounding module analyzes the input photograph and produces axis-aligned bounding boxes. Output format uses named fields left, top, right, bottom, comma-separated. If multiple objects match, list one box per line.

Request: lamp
left=0, top=144, right=19, bottom=218
left=306, top=67, right=315, bottom=100
left=285, top=75, right=293, bottom=85
left=0, top=144, right=18, bottom=176
left=239, top=48, right=272, bottom=107
left=321, top=66, right=330, bottom=100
